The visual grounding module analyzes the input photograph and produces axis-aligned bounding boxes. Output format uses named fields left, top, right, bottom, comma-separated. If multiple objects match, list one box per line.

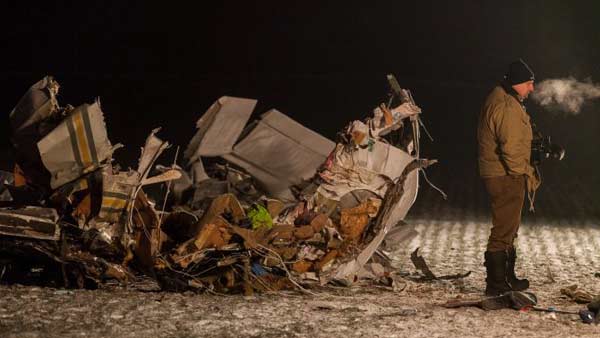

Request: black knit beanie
left=505, top=59, right=535, bottom=85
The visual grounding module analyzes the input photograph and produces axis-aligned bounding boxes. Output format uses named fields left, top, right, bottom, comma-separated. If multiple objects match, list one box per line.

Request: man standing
left=478, top=59, right=540, bottom=296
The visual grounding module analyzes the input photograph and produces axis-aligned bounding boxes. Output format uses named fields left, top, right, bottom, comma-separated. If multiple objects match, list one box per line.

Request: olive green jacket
left=478, top=83, right=534, bottom=178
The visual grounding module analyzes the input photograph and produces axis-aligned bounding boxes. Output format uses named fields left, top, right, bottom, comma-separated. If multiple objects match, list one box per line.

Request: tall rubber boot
left=484, top=251, right=511, bottom=296
left=507, top=247, right=529, bottom=291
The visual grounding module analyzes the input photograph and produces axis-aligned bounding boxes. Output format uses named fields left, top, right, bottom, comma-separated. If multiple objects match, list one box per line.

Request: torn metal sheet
left=184, top=96, right=257, bottom=161
left=0, top=207, right=60, bottom=240
left=223, top=109, right=335, bottom=201
left=316, top=129, right=416, bottom=201
left=307, top=96, right=427, bottom=286
left=99, top=129, right=170, bottom=225
left=383, top=171, right=419, bottom=230
left=58, top=171, right=104, bottom=227
left=9, top=76, right=64, bottom=191
left=410, top=247, right=471, bottom=281
left=131, top=190, right=163, bottom=271
left=443, top=291, right=538, bottom=311
left=324, top=169, right=419, bottom=285
left=98, top=169, right=138, bottom=223
left=137, top=128, right=170, bottom=181
left=37, top=101, right=117, bottom=189
left=410, top=247, right=437, bottom=280
left=9, top=76, right=60, bottom=134
left=324, top=113, right=437, bottom=285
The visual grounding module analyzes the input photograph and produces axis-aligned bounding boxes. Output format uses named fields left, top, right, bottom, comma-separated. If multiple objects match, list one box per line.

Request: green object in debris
left=367, top=138, right=375, bottom=152
left=248, top=204, right=273, bottom=230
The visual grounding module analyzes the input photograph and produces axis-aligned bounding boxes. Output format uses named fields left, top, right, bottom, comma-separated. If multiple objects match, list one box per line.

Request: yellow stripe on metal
left=73, top=111, right=93, bottom=166
left=76, top=179, right=89, bottom=191
left=102, top=196, right=127, bottom=210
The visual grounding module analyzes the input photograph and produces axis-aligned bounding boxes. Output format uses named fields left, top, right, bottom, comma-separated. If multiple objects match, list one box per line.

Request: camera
left=531, top=133, right=565, bottom=165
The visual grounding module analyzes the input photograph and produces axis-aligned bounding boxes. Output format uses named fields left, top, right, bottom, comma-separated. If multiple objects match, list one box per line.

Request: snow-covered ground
left=2, top=218, right=599, bottom=338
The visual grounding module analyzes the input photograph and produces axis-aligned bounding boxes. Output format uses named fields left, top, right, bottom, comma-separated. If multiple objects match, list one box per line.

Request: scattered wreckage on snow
left=0, top=75, right=438, bottom=294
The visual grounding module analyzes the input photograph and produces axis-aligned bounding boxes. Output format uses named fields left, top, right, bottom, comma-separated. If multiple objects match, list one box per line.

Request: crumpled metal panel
left=37, top=101, right=115, bottom=189
left=99, top=129, right=170, bottom=223
left=9, top=76, right=59, bottom=134
left=137, top=128, right=170, bottom=181
left=0, top=207, right=60, bottom=240
left=384, top=170, right=419, bottom=227
left=184, top=96, right=257, bottom=162
left=8, top=76, right=62, bottom=190
left=98, top=169, right=138, bottom=223
left=316, top=141, right=415, bottom=200
left=223, top=109, right=335, bottom=201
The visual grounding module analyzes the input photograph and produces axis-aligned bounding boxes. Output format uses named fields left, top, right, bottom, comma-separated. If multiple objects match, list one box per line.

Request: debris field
left=1, top=75, right=434, bottom=295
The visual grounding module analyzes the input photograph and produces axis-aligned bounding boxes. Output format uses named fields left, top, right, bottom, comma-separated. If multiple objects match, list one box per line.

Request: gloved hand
left=526, top=165, right=541, bottom=193
left=525, top=165, right=541, bottom=212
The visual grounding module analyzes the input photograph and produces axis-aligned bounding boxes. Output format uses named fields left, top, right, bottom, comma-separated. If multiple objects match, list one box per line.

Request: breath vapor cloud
left=531, top=77, right=600, bottom=114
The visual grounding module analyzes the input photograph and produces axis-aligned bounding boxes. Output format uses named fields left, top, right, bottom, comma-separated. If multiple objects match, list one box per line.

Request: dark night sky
left=2, top=1, right=599, bottom=215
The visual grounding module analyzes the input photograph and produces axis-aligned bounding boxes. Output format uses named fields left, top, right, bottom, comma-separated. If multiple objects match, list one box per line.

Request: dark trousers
left=483, top=175, right=526, bottom=252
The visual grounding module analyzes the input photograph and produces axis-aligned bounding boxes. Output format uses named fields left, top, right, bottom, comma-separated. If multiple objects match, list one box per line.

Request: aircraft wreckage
left=0, top=75, right=439, bottom=294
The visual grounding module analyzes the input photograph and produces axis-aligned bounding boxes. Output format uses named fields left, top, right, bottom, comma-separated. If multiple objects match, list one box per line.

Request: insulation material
left=316, top=139, right=415, bottom=201
left=339, top=199, right=382, bottom=242
left=324, top=170, right=419, bottom=285
left=37, top=101, right=115, bottom=189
